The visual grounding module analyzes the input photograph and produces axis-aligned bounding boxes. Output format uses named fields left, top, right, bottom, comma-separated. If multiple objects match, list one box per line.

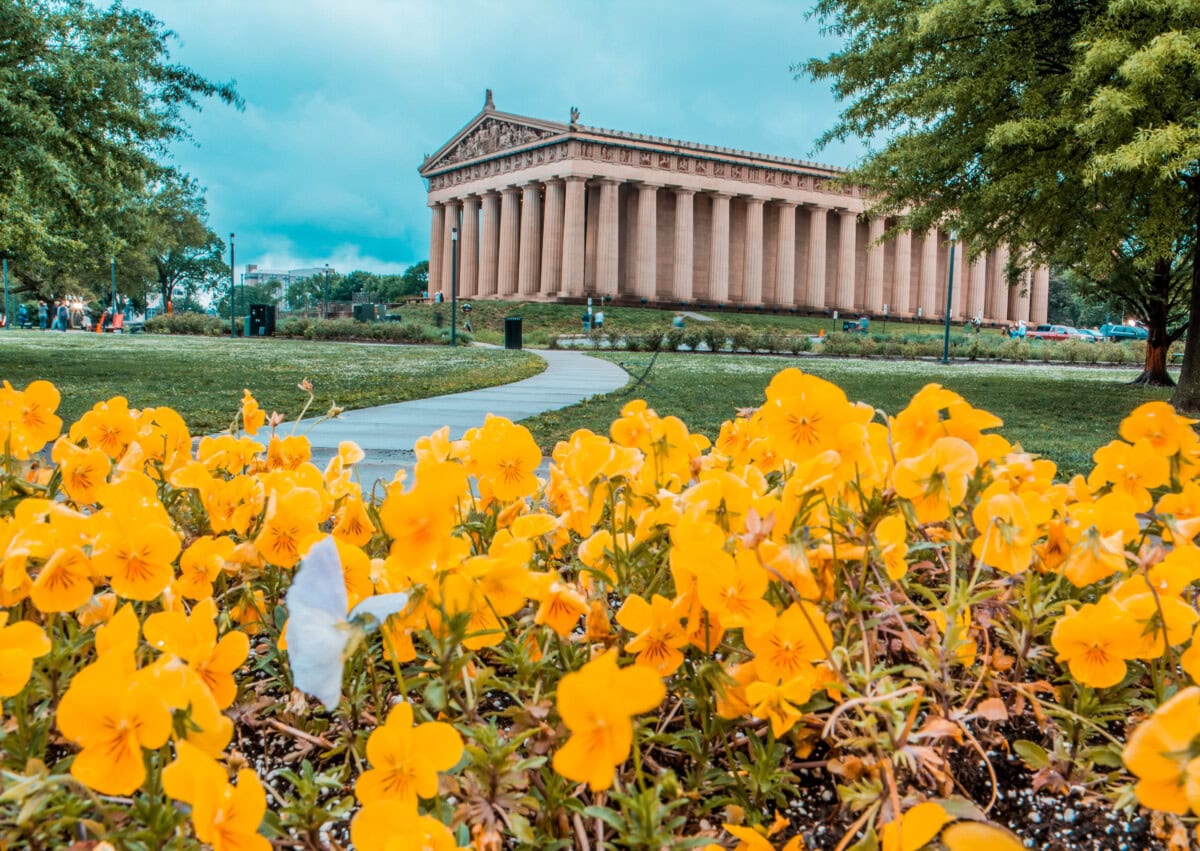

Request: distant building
left=243, top=265, right=336, bottom=310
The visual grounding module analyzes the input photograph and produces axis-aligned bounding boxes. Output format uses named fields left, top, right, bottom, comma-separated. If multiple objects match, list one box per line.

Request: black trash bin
left=249, top=304, right=276, bottom=336
left=504, top=316, right=522, bottom=350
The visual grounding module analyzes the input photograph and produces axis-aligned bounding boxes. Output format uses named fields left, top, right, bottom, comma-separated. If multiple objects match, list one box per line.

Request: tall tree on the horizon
left=0, top=0, right=240, bottom=288
left=804, top=0, right=1200, bottom=395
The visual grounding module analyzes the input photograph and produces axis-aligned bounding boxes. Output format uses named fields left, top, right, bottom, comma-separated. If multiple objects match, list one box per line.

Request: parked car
left=1099, top=323, right=1149, bottom=341
left=1026, top=324, right=1072, bottom=341
left=1066, top=327, right=1098, bottom=342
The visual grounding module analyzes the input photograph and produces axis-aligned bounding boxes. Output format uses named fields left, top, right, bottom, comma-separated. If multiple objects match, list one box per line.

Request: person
left=434, top=291, right=444, bottom=303
left=672, top=315, right=685, bottom=329
left=461, top=302, right=473, bottom=333
left=56, top=301, right=69, bottom=331
left=16, top=304, right=29, bottom=328
left=1018, top=320, right=1027, bottom=339
left=858, top=315, right=869, bottom=333
left=37, top=301, right=47, bottom=331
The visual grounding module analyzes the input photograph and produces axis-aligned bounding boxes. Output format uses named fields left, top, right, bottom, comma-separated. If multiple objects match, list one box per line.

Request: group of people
left=1001, top=320, right=1028, bottom=339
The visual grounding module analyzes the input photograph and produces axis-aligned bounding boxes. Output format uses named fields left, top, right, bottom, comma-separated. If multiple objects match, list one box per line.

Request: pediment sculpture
left=440, top=119, right=556, bottom=166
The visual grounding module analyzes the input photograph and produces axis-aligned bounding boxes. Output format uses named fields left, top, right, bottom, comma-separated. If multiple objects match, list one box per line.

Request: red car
left=1026, top=324, right=1072, bottom=341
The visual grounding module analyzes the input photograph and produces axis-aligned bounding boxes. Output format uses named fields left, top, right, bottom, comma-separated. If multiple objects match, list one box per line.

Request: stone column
left=1014, top=268, right=1032, bottom=323
left=865, top=216, right=885, bottom=313
left=775, top=202, right=797, bottom=306
left=497, top=188, right=521, bottom=296
left=673, top=189, right=695, bottom=301
left=918, top=228, right=939, bottom=318
left=836, top=210, right=857, bottom=310
left=710, top=193, right=731, bottom=303
left=1031, top=266, right=1050, bottom=323
left=991, top=245, right=1011, bottom=322
left=636, top=183, right=659, bottom=300
left=891, top=229, right=912, bottom=315
left=539, top=179, right=564, bottom=296
left=806, top=205, right=828, bottom=310
left=460, top=196, right=480, bottom=297
left=743, top=198, right=765, bottom=305
left=596, top=179, right=620, bottom=296
left=518, top=182, right=542, bottom=295
left=428, top=204, right=445, bottom=296
left=478, top=191, right=500, bottom=296
left=440, top=199, right=460, bottom=299
left=561, top=176, right=587, bottom=296
left=951, top=237, right=967, bottom=319
left=968, top=250, right=987, bottom=321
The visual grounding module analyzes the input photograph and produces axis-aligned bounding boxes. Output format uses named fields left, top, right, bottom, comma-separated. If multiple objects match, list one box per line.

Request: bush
left=701, top=326, right=726, bottom=353
left=144, top=312, right=226, bottom=336
left=664, top=327, right=686, bottom=352
left=728, top=326, right=756, bottom=352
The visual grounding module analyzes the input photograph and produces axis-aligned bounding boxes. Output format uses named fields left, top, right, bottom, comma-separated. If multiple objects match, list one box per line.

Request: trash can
left=504, top=316, right=522, bottom=350
left=249, top=304, right=276, bottom=336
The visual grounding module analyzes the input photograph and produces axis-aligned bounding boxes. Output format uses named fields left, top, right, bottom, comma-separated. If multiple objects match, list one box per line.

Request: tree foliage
left=804, top=0, right=1200, bottom=391
left=0, top=0, right=239, bottom=295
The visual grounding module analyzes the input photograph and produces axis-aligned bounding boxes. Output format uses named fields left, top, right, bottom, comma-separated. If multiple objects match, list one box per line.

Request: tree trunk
left=1133, top=258, right=1176, bottom=386
left=1171, top=195, right=1200, bottom=411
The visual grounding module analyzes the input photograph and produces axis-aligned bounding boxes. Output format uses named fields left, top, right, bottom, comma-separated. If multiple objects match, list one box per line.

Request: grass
left=520, top=352, right=1176, bottom=479
left=385, top=299, right=955, bottom=346
left=0, top=331, right=544, bottom=434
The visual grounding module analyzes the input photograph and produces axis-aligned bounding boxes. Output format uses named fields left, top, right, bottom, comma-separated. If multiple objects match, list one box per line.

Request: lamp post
left=942, top=230, right=958, bottom=365
left=450, top=226, right=458, bottom=347
left=2, top=257, right=8, bottom=331
left=323, top=264, right=329, bottom=319
left=110, top=258, right=116, bottom=313
left=229, top=233, right=236, bottom=337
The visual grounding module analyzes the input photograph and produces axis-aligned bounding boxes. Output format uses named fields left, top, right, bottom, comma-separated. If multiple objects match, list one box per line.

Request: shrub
left=681, top=329, right=703, bottom=352
left=664, top=327, right=686, bottom=352
left=701, top=326, right=726, bottom=353
left=145, top=312, right=226, bottom=336
left=728, top=326, right=756, bottom=352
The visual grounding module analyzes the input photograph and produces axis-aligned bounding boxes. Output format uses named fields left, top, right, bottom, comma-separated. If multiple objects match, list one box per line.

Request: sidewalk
left=258, top=349, right=629, bottom=483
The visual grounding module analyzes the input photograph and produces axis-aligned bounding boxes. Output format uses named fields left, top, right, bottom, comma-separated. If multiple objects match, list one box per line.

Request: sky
left=135, top=0, right=869, bottom=275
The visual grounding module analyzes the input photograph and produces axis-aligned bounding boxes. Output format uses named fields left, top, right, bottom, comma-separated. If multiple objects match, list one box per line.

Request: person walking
left=56, top=300, right=69, bottom=332
left=37, top=301, right=47, bottom=331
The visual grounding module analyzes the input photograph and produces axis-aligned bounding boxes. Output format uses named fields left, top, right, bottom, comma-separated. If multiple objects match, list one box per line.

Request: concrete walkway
left=261, top=349, right=629, bottom=483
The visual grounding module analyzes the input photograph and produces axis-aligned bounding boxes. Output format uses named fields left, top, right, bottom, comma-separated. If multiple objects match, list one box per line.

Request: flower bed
left=0, top=373, right=1197, bottom=849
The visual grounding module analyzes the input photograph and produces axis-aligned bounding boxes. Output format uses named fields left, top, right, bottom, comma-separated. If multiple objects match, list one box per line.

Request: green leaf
left=1013, top=739, right=1050, bottom=770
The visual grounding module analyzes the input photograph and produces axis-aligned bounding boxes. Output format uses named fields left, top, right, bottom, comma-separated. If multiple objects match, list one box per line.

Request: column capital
left=743, top=196, right=766, bottom=207
left=670, top=186, right=697, bottom=196
left=709, top=191, right=734, bottom=201
left=595, top=176, right=621, bottom=186
left=773, top=199, right=798, bottom=209
left=563, top=174, right=588, bottom=184
left=522, top=180, right=542, bottom=190
left=633, top=180, right=663, bottom=190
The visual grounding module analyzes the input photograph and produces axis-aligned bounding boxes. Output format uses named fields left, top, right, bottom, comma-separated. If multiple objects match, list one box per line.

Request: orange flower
left=530, top=573, right=588, bottom=637
left=616, top=594, right=688, bottom=675
left=1120, top=400, right=1197, bottom=457
left=56, top=444, right=111, bottom=504
left=355, top=701, right=463, bottom=809
left=745, top=671, right=816, bottom=735
left=755, top=368, right=870, bottom=460
left=69, top=396, right=137, bottom=458
left=265, top=434, right=311, bottom=470
left=352, top=806, right=464, bottom=851
left=696, top=549, right=773, bottom=629
left=552, top=651, right=665, bottom=790
left=333, top=496, right=376, bottom=547
left=93, top=520, right=181, bottom=601
left=176, top=536, right=236, bottom=601
left=191, top=768, right=271, bottom=851
left=1088, top=440, right=1170, bottom=512
left=880, top=801, right=952, bottom=851
left=971, top=490, right=1050, bottom=575
left=30, top=546, right=94, bottom=613
left=1062, top=493, right=1138, bottom=587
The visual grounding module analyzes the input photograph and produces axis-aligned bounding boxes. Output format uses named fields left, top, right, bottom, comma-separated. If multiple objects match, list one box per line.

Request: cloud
left=137, top=0, right=864, bottom=273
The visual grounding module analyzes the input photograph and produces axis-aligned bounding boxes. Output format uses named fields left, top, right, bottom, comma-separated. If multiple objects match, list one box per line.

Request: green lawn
left=520, top=353, right=1175, bottom=479
left=386, top=299, right=954, bottom=346
left=0, top=331, right=543, bottom=434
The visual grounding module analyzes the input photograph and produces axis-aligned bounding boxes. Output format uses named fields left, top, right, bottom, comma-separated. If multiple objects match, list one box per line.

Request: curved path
left=271, top=349, right=629, bottom=482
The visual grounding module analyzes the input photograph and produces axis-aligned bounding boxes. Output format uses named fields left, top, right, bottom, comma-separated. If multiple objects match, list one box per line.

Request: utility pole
left=942, top=231, right=957, bottom=365
left=450, top=226, right=458, bottom=347
left=229, top=233, right=236, bottom=337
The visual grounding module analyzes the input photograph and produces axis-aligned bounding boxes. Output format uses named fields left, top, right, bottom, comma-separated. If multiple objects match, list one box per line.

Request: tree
left=0, top=0, right=239, bottom=280
left=399, top=261, right=429, bottom=298
left=145, top=175, right=228, bottom=311
left=803, top=0, right=1200, bottom=390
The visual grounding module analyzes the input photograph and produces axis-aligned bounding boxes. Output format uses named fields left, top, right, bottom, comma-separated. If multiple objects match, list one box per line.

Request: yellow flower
left=93, top=520, right=181, bottom=601
left=530, top=573, right=588, bottom=637
left=1120, top=400, right=1196, bottom=457
left=56, top=658, right=174, bottom=795
left=552, top=650, right=665, bottom=790
left=355, top=701, right=463, bottom=809
left=265, top=434, right=311, bottom=471
left=240, top=389, right=266, bottom=436
left=30, top=546, right=94, bottom=613
left=971, top=490, right=1050, bottom=575
left=1061, top=492, right=1138, bottom=587
left=1123, top=686, right=1200, bottom=814
left=254, top=487, right=323, bottom=568
left=144, top=598, right=250, bottom=709
left=332, top=496, right=376, bottom=547
left=352, top=806, right=465, bottom=851
left=0, top=610, right=51, bottom=697
left=176, top=536, right=236, bottom=601
left=1051, top=598, right=1141, bottom=688
left=191, top=768, right=271, bottom=851
left=892, top=437, right=979, bottom=524
left=468, top=415, right=542, bottom=502
left=69, top=395, right=137, bottom=458
left=880, top=801, right=952, bottom=851
left=56, top=443, right=111, bottom=504
left=696, top=549, right=773, bottom=630
left=744, top=602, right=833, bottom=683
left=0, top=380, right=62, bottom=458
left=615, top=594, right=688, bottom=675
left=755, top=368, right=870, bottom=460
left=745, top=671, right=816, bottom=736
left=1088, top=439, right=1170, bottom=512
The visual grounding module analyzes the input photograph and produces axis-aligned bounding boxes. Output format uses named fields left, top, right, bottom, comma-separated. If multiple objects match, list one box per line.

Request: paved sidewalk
left=260, top=349, right=629, bottom=483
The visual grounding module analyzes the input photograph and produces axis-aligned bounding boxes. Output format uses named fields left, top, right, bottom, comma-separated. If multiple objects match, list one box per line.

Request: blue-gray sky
left=137, top=0, right=867, bottom=274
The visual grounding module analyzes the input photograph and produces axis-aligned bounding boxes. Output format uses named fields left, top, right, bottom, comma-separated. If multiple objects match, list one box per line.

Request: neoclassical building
left=419, top=92, right=1049, bottom=324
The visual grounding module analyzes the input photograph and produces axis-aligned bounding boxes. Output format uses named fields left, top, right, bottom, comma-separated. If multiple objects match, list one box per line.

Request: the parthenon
left=419, top=92, right=1049, bottom=324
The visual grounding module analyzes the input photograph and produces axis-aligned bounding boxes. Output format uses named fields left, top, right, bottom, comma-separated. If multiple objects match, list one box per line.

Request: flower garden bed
left=0, top=371, right=1197, bottom=849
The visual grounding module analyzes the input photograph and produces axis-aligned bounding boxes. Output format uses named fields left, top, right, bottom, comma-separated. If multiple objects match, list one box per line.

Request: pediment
left=421, top=111, right=567, bottom=175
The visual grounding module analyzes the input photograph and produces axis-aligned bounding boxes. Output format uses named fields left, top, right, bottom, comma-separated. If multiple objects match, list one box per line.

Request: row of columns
left=428, top=180, right=1049, bottom=323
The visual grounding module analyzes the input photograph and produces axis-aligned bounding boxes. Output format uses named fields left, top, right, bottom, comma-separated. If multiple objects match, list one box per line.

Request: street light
left=110, top=258, right=116, bottom=314
left=323, top=264, right=329, bottom=319
left=2, top=256, right=8, bottom=331
left=229, top=233, right=236, bottom=337
left=942, top=230, right=958, bottom=365
left=450, top=226, right=458, bottom=347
